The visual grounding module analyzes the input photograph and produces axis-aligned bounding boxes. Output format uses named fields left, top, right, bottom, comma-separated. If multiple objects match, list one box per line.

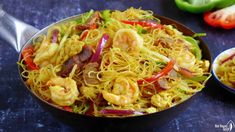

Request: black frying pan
left=0, top=8, right=211, bottom=131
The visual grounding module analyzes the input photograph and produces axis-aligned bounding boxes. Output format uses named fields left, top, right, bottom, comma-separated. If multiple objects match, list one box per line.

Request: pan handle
left=0, top=6, right=39, bottom=53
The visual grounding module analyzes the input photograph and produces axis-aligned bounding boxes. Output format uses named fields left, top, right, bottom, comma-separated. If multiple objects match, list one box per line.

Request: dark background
left=0, top=0, right=234, bottom=132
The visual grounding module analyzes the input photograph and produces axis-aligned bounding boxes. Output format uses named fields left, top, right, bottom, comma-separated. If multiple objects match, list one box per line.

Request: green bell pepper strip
left=101, top=10, right=111, bottom=23
left=192, top=33, right=206, bottom=38
left=175, top=0, right=235, bottom=13
left=184, top=36, right=202, bottom=60
left=137, top=60, right=175, bottom=85
left=76, top=10, right=94, bottom=24
left=190, top=75, right=209, bottom=82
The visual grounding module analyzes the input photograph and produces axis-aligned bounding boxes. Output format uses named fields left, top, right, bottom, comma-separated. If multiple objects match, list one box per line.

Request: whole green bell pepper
left=216, top=0, right=235, bottom=8
left=175, top=0, right=235, bottom=13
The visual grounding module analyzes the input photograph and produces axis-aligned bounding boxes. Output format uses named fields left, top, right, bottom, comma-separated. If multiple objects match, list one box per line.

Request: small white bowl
left=212, top=47, right=235, bottom=94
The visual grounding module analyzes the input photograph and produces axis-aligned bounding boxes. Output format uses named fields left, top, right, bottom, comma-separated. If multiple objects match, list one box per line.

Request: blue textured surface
left=0, top=0, right=235, bottom=132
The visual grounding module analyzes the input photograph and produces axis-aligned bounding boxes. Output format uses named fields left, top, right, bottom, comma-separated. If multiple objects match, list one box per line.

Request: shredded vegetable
left=215, top=51, right=235, bottom=88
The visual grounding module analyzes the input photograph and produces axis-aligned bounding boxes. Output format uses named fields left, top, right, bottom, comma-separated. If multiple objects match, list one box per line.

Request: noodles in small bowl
left=212, top=48, right=235, bottom=94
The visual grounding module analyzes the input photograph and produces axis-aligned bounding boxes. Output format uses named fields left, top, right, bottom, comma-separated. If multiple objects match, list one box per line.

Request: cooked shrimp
left=174, top=50, right=196, bottom=70
left=113, top=29, right=176, bottom=69
left=47, top=77, right=79, bottom=106
left=34, top=41, right=59, bottom=66
left=112, top=28, right=143, bottom=52
left=102, top=78, right=139, bottom=106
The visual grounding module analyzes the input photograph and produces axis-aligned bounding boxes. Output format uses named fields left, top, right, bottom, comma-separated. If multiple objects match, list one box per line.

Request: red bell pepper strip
left=138, top=60, right=174, bottom=85
left=121, top=20, right=163, bottom=29
left=79, top=30, right=89, bottom=41
left=63, top=106, right=73, bottom=112
left=90, top=34, right=109, bottom=62
left=79, top=24, right=97, bottom=41
left=221, top=53, right=235, bottom=64
left=21, top=45, right=38, bottom=70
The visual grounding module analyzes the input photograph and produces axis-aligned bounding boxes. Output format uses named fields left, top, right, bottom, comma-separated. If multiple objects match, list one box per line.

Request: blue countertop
left=0, top=0, right=235, bottom=132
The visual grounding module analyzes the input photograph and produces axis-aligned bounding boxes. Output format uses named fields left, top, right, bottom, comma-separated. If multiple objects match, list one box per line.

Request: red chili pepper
left=21, top=45, right=38, bottom=70
left=121, top=20, right=163, bottom=29
left=90, top=34, right=109, bottom=62
left=137, top=60, right=174, bottom=85
left=221, top=53, right=235, bottom=64
left=63, top=106, right=73, bottom=112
